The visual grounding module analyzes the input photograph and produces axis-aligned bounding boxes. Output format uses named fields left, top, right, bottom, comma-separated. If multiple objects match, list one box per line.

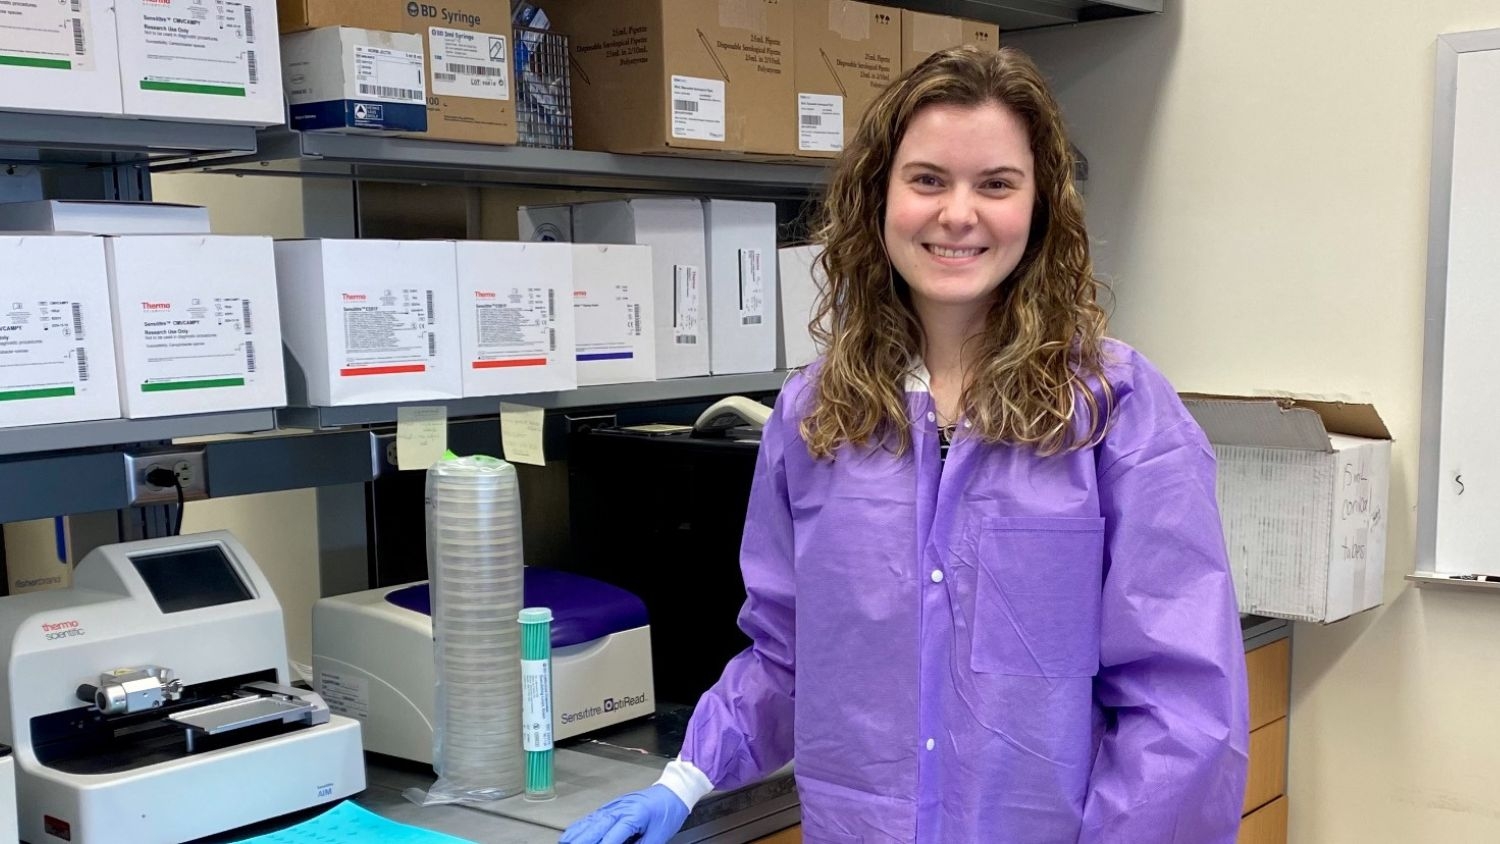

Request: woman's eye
left=913, top=174, right=942, bottom=188
left=982, top=180, right=1013, bottom=192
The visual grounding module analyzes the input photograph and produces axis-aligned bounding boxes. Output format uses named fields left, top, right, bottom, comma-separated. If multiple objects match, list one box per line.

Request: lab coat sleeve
left=677, top=393, right=798, bottom=792
left=1079, top=412, right=1251, bottom=844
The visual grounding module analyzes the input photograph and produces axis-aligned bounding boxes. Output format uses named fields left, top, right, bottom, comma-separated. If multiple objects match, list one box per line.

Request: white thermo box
left=453, top=241, right=577, bottom=397
left=0, top=200, right=210, bottom=235
left=572, top=199, right=708, bottom=379
left=703, top=199, right=778, bottom=374
left=105, top=235, right=286, bottom=418
left=776, top=244, right=825, bottom=370
left=115, top=0, right=283, bottom=124
left=0, top=0, right=122, bottom=116
left=571, top=244, right=655, bottom=387
left=274, top=239, right=462, bottom=406
left=0, top=235, right=121, bottom=428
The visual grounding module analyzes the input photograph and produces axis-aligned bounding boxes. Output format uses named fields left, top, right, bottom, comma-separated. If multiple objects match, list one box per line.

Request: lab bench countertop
left=207, top=614, right=1288, bottom=843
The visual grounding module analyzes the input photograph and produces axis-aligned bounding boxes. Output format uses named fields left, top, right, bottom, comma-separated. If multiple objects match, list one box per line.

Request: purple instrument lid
left=385, top=568, right=649, bottom=649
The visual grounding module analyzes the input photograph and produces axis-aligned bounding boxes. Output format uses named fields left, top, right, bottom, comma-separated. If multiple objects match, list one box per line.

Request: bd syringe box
left=283, top=26, right=427, bottom=134
left=454, top=241, right=577, bottom=397
left=0, top=0, right=122, bottom=116
left=0, top=235, right=121, bottom=429
left=570, top=244, right=655, bottom=387
left=116, top=0, right=284, bottom=124
left=105, top=235, right=286, bottom=418
left=274, top=239, right=462, bottom=406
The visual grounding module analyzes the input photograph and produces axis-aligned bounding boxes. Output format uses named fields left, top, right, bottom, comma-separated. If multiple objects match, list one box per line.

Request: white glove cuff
left=656, top=758, right=715, bottom=809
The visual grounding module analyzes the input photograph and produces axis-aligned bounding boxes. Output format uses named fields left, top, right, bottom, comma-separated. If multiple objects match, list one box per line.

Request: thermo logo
left=141, top=301, right=171, bottom=311
left=41, top=619, right=85, bottom=641
left=475, top=290, right=496, bottom=299
left=341, top=293, right=367, bottom=301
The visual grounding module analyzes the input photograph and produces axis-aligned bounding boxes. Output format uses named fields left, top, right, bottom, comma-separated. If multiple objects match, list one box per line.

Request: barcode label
left=245, top=340, right=256, bottom=373
left=435, top=72, right=456, bottom=82
left=70, top=0, right=80, bottom=11
left=427, top=331, right=437, bottom=357
left=242, top=300, right=253, bottom=333
left=675, top=335, right=698, bottom=345
left=426, top=290, right=435, bottom=322
left=742, top=315, right=763, bottom=325
left=446, top=62, right=503, bottom=77
left=71, top=17, right=84, bottom=55
left=247, top=50, right=258, bottom=85
left=549, top=328, right=556, bottom=352
left=673, top=99, right=699, bottom=113
left=633, top=304, right=642, bottom=336
left=75, top=347, right=88, bottom=382
left=71, top=303, right=83, bottom=340
left=801, top=115, right=822, bottom=126
left=243, top=5, right=256, bottom=43
left=547, top=288, right=555, bottom=320
left=359, top=83, right=422, bottom=100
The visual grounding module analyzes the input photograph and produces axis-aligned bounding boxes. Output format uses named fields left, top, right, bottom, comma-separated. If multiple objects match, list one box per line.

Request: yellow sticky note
left=500, top=402, right=546, bottom=466
left=396, top=406, right=448, bottom=470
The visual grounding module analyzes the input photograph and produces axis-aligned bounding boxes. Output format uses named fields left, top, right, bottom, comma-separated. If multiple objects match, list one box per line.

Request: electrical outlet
left=123, top=448, right=209, bottom=506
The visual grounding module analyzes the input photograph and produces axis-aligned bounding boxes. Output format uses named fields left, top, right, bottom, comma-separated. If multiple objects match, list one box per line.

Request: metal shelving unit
left=0, top=112, right=257, bottom=165
left=900, top=0, right=1160, bottom=30
left=154, top=131, right=829, bottom=199
left=278, top=371, right=791, bottom=431
left=0, top=410, right=275, bottom=458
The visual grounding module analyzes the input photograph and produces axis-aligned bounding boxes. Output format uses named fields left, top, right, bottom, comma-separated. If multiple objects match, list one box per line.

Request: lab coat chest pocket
left=969, top=516, right=1105, bottom=678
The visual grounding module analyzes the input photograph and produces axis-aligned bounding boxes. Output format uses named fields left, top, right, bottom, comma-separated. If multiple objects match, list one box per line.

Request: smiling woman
left=562, top=46, right=1250, bottom=844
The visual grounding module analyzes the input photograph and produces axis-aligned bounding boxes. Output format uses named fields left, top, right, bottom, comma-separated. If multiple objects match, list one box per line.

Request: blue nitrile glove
left=559, top=784, right=690, bottom=844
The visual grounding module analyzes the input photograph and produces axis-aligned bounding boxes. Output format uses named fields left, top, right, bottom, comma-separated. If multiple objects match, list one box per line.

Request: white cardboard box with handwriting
left=1181, top=394, right=1392, bottom=624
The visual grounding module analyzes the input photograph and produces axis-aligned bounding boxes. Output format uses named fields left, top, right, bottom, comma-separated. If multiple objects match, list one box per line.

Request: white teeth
left=928, top=245, right=984, bottom=258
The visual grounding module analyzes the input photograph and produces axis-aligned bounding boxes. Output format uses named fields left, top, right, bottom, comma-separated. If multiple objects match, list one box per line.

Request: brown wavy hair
left=801, top=45, right=1113, bottom=459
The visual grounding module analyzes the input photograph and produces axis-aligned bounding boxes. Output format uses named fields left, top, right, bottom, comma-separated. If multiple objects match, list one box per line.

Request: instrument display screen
left=130, top=545, right=253, bottom=613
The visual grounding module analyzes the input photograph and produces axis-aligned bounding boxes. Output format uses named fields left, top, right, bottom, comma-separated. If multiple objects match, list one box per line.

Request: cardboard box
left=274, top=239, right=461, bottom=405
left=0, top=0, right=122, bottom=116
left=703, top=199, right=777, bottom=374
left=899, top=10, right=998, bottom=72
left=5, top=517, right=73, bottom=594
left=116, top=0, right=284, bottom=124
left=571, top=244, right=655, bottom=386
left=776, top=243, right=824, bottom=369
left=517, top=204, right=573, bottom=242
left=793, top=1, right=899, bottom=157
left=548, top=0, right=795, bottom=156
left=283, top=27, right=427, bottom=134
left=0, top=200, right=210, bottom=235
left=453, top=241, right=577, bottom=397
left=105, top=235, right=286, bottom=418
left=1182, top=395, right=1392, bottom=624
left=573, top=199, right=708, bottom=379
left=276, top=0, right=516, bottom=145
left=0, top=236, right=121, bottom=428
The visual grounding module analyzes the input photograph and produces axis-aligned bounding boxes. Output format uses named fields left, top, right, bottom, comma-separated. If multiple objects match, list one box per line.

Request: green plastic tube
left=519, top=607, right=555, bottom=801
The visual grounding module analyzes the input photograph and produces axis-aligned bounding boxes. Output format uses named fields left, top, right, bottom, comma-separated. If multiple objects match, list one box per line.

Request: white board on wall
left=1419, top=29, right=1500, bottom=576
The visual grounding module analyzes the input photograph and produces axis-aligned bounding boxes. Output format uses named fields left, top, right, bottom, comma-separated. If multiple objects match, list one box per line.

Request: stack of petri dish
left=425, top=455, right=525, bottom=800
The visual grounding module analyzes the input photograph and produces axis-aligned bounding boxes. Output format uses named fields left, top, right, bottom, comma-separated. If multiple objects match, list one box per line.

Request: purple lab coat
left=678, top=340, right=1250, bottom=843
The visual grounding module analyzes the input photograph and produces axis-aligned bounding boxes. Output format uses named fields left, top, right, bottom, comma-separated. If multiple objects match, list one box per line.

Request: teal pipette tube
left=519, top=607, right=555, bottom=801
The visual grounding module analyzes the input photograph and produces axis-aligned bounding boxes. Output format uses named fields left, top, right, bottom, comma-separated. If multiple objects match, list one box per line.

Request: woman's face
left=883, top=101, right=1037, bottom=319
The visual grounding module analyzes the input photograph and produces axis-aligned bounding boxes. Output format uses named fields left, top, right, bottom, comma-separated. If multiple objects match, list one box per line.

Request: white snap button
left=930, top=569, right=944, bottom=583
left=926, top=411, right=936, bottom=422
left=925, top=738, right=935, bottom=751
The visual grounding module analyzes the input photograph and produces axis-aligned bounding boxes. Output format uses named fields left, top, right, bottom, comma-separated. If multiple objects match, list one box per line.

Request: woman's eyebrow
left=899, top=161, right=1027, bottom=178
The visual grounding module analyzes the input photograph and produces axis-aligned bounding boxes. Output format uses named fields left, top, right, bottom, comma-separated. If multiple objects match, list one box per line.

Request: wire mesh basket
left=514, top=27, right=574, bottom=150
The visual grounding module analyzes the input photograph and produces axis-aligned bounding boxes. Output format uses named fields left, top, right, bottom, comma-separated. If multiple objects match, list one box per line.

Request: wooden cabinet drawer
left=1246, top=638, right=1290, bottom=731
left=1238, top=795, right=1288, bottom=844
left=1243, top=716, right=1288, bottom=814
